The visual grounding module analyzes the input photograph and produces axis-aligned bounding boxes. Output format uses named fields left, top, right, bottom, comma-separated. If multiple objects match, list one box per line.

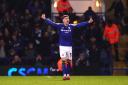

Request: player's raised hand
left=41, top=14, right=46, bottom=20
left=88, top=17, right=93, bottom=24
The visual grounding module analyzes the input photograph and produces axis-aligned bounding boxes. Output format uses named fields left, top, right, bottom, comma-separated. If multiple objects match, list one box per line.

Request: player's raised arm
left=75, top=17, right=93, bottom=28
left=41, top=14, right=59, bottom=29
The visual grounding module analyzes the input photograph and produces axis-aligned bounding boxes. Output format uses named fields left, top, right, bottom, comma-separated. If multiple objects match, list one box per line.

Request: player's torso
left=58, top=24, right=74, bottom=46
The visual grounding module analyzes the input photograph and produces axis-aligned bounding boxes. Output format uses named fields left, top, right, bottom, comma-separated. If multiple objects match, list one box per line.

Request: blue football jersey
left=45, top=19, right=89, bottom=46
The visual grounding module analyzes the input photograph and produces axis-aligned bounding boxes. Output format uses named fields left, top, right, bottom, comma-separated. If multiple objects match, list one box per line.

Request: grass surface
left=0, top=76, right=128, bottom=85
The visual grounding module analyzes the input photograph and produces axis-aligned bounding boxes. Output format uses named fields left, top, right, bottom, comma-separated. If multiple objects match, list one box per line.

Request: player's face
left=63, top=17, right=70, bottom=26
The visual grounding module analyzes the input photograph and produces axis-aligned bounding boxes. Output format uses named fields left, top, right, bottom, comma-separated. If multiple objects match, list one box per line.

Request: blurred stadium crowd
left=0, top=0, right=128, bottom=75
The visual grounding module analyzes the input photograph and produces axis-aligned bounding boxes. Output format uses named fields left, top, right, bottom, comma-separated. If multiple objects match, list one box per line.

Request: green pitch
left=0, top=76, right=128, bottom=85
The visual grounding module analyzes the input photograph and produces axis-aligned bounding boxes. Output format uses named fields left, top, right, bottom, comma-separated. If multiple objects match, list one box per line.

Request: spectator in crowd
left=83, top=6, right=98, bottom=22
left=84, top=21, right=102, bottom=50
left=9, top=49, right=22, bottom=65
left=35, top=54, right=43, bottom=66
left=24, top=42, right=44, bottom=66
left=0, top=38, right=8, bottom=65
left=24, top=9, right=33, bottom=22
left=123, top=16, right=128, bottom=35
left=11, top=54, right=22, bottom=65
left=10, top=9, right=19, bottom=27
left=75, top=52, right=86, bottom=67
left=3, top=27, right=10, bottom=41
left=32, top=23, right=44, bottom=54
left=75, top=52, right=86, bottom=74
left=107, top=0, right=124, bottom=20
left=57, top=0, right=73, bottom=17
left=99, top=44, right=113, bottom=75
left=83, top=21, right=102, bottom=74
left=42, top=31, right=51, bottom=57
left=20, top=9, right=33, bottom=40
left=103, top=18, right=120, bottom=61
left=27, top=0, right=46, bottom=16
left=2, top=12, right=11, bottom=27
left=0, top=0, right=8, bottom=16
left=23, top=42, right=37, bottom=65
left=9, top=32, right=24, bottom=56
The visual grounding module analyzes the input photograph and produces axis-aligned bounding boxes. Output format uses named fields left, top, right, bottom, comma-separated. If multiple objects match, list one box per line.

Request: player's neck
left=64, top=23, right=69, bottom=26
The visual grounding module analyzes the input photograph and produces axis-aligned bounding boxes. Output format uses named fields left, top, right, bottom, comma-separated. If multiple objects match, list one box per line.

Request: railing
left=51, top=12, right=106, bottom=21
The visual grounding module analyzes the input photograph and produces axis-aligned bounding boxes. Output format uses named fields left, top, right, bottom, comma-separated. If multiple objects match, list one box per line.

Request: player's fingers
left=88, top=18, right=93, bottom=23
left=41, top=14, right=45, bottom=19
left=90, top=18, right=93, bottom=23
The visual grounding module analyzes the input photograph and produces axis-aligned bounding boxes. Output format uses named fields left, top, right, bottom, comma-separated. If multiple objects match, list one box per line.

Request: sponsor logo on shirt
left=61, top=27, right=71, bottom=33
